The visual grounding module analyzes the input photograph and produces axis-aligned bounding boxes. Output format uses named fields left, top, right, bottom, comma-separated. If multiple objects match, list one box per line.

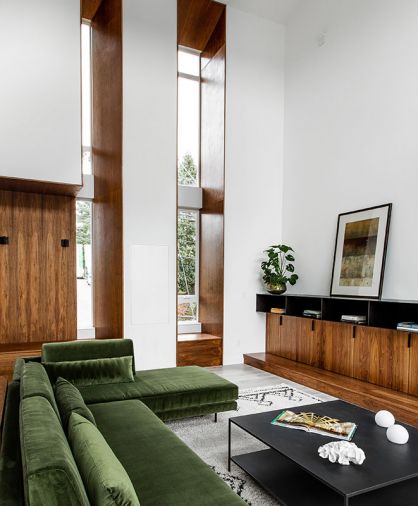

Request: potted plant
left=261, top=244, right=299, bottom=294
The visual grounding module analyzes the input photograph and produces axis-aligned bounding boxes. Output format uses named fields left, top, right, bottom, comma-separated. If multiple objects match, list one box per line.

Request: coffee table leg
left=228, top=418, right=231, bottom=472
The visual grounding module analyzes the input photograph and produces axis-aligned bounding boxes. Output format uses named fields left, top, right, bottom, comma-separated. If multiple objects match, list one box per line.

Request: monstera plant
left=261, top=244, right=299, bottom=294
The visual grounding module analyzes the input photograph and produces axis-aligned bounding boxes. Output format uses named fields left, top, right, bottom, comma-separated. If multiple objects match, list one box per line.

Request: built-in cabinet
left=0, top=0, right=82, bottom=192
left=260, top=293, right=418, bottom=396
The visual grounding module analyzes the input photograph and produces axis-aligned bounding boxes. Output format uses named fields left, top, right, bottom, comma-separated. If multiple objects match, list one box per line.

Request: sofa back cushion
left=54, top=378, right=96, bottom=430
left=20, top=397, right=90, bottom=506
left=20, top=362, right=61, bottom=422
left=42, top=339, right=135, bottom=374
left=44, top=356, right=134, bottom=387
left=68, top=412, right=140, bottom=506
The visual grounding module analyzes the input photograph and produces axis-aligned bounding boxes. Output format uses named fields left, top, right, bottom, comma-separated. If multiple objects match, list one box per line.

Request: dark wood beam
left=82, top=0, right=103, bottom=21
left=91, top=0, right=124, bottom=339
left=178, top=0, right=225, bottom=51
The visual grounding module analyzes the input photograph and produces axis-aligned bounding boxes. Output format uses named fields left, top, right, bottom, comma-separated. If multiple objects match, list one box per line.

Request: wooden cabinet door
left=278, top=315, right=298, bottom=360
left=266, top=313, right=282, bottom=355
left=296, top=318, right=322, bottom=368
left=322, top=321, right=354, bottom=376
left=265, top=314, right=298, bottom=360
left=409, top=334, right=418, bottom=396
left=353, top=327, right=409, bottom=392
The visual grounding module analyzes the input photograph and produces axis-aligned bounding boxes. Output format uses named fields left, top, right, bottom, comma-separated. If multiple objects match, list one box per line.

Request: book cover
left=271, top=410, right=357, bottom=441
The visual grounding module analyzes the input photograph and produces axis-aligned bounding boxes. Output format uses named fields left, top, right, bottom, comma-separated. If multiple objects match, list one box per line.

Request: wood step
left=177, top=334, right=222, bottom=367
left=244, top=352, right=418, bottom=427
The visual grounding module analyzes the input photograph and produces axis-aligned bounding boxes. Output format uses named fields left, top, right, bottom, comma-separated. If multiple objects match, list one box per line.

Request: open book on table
left=271, top=410, right=357, bottom=441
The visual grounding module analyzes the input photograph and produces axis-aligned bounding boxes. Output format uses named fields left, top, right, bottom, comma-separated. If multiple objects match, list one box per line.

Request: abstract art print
left=330, top=204, right=392, bottom=298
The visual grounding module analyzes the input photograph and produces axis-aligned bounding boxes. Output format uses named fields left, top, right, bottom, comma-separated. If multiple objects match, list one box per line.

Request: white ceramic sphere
left=375, top=410, right=395, bottom=428
left=386, top=424, right=409, bottom=445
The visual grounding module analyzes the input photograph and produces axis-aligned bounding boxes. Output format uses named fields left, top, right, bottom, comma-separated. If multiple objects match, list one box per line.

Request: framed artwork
left=330, top=204, right=392, bottom=299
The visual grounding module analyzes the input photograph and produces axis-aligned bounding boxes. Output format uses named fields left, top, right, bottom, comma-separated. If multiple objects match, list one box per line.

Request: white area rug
left=168, top=384, right=323, bottom=505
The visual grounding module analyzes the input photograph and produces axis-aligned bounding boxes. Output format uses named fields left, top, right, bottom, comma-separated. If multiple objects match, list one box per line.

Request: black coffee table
left=228, top=400, right=418, bottom=506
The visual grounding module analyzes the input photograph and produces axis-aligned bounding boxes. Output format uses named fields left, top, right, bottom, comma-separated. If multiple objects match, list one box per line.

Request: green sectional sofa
left=0, top=339, right=243, bottom=506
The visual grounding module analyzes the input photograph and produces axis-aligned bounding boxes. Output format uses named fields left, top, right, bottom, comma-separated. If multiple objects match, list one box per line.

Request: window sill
left=77, top=327, right=96, bottom=339
left=178, top=322, right=202, bottom=334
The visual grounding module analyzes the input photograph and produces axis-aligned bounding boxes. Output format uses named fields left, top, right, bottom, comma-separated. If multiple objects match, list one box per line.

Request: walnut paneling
left=91, top=0, right=123, bottom=339
left=409, top=334, right=418, bottom=396
left=322, top=321, right=354, bottom=377
left=199, top=17, right=225, bottom=341
left=266, top=314, right=282, bottom=355
left=0, top=190, right=76, bottom=344
left=0, top=342, right=43, bottom=380
left=296, top=318, right=322, bottom=368
left=353, top=326, right=410, bottom=392
left=178, top=0, right=225, bottom=51
left=177, top=335, right=222, bottom=367
left=82, top=0, right=103, bottom=20
left=0, top=176, right=81, bottom=196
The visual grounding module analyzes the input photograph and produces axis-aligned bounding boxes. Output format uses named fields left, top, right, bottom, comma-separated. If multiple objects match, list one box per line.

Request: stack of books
left=341, top=315, right=367, bottom=324
left=270, top=307, right=286, bottom=315
left=397, top=322, right=418, bottom=332
left=303, top=309, right=322, bottom=319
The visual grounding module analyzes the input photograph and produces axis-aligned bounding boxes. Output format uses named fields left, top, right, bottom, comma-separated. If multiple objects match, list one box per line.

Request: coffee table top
left=230, top=400, right=418, bottom=497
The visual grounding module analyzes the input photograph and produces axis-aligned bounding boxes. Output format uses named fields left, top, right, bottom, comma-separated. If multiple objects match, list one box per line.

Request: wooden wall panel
left=199, top=13, right=225, bottom=339
left=178, top=0, right=224, bottom=51
left=0, top=190, right=76, bottom=344
left=92, top=0, right=123, bottom=339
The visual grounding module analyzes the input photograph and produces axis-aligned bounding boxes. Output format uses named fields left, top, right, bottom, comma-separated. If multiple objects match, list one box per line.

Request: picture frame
left=330, top=203, right=392, bottom=299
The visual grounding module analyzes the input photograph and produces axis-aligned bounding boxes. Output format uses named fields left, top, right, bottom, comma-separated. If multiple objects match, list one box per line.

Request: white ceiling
left=217, top=0, right=302, bottom=25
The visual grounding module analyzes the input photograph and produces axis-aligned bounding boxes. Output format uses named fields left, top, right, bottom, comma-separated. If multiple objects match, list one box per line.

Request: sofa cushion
left=20, top=397, right=89, bottom=506
left=68, top=412, right=140, bottom=506
left=44, top=356, right=135, bottom=386
left=20, top=362, right=61, bottom=422
left=42, top=339, right=135, bottom=374
left=89, top=400, right=245, bottom=505
left=54, top=378, right=96, bottom=430
left=78, top=366, right=238, bottom=415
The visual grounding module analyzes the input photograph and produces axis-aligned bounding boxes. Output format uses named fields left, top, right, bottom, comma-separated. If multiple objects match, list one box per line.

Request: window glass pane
left=178, top=302, right=197, bottom=322
left=81, top=23, right=92, bottom=174
left=76, top=201, right=93, bottom=328
left=178, top=77, right=199, bottom=186
left=178, top=49, right=200, bottom=76
left=178, top=210, right=198, bottom=321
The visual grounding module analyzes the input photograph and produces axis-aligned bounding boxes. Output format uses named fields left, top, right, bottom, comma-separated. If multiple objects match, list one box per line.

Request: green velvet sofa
left=0, top=339, right=243, bottom=506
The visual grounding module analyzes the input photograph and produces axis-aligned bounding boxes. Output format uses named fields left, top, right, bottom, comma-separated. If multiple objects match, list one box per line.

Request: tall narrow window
left=78, top=22, right=94, bottom=337
left=81, top=22, right=92, bottom=175
left=177, top=48, right=202, bottom=332
left=76, top=201, right=93, bottom=329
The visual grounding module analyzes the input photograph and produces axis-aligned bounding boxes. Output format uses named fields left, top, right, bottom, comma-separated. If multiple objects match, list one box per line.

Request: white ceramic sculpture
left=375, top=410, right=395, bottom=428
left=318, top=441, right=366, bottom=466
left=386, top=424, right=409, bottom=445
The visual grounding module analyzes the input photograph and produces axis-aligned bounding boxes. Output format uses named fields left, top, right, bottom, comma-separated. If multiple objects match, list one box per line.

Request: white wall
left=283, top=0, right=418, bottom=299
left=123, top=0, right=177, bottom=369
left=0, top=0, right=81, bottom=185
left=223, top=8, right=285, bottom=364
